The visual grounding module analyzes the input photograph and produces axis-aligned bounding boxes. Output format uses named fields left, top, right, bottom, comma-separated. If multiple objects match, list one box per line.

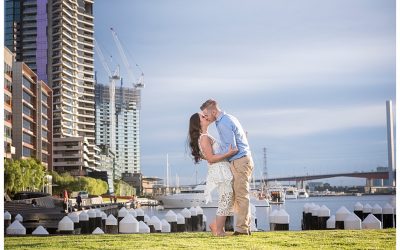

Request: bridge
left=256, top=171, right=390, bottom=182
left=254, top=171, right=394, bottom=189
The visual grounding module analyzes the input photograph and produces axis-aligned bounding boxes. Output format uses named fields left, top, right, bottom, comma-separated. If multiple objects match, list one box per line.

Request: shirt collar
left=216, top=111, right=225, bottom=123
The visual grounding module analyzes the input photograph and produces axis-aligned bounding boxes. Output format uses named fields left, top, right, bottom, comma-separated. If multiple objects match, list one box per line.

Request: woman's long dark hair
left=188, top=113, right=202, bottom=164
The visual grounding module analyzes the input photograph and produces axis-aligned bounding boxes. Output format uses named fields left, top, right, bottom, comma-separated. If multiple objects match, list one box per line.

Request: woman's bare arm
left=199, top=136, right=238, bottom=164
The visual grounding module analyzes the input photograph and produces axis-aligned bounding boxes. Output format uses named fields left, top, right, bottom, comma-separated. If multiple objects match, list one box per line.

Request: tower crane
left=94, top=39, right=120, bottom=152
left=110, top=27, right=144, bottom=109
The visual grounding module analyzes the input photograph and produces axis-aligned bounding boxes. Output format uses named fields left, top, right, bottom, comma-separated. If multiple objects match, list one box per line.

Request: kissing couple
left=188, top=99, right=254, bottom=236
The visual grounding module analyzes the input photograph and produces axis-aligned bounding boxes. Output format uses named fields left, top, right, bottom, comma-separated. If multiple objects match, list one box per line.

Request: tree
left=51, top=171, right=108, bottom=196
left=4, top=158, right=46, bottom=195
left=4, top=159, right=21, bottom=194
left=113, top=179, right=135, bottom=196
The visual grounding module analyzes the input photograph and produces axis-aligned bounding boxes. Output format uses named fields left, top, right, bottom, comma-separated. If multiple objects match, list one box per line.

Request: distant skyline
left=93, top=0, right=396, bottom=186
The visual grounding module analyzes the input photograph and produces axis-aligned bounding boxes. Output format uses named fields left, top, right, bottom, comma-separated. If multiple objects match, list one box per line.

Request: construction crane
left=110, top=27, right=144, bottom=109
left=94, top=39, right=120, bottom=152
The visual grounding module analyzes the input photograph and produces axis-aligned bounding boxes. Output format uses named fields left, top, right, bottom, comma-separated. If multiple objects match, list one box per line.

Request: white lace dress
left=199, top=134, right=234, bottom=216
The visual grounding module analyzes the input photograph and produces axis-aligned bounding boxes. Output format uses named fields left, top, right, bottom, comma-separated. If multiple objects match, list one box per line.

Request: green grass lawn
left=5, top=229, right=395, bottom=250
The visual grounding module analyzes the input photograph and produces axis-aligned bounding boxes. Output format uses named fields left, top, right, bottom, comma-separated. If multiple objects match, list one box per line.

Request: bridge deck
left=255, top=171, right=391, bottom=182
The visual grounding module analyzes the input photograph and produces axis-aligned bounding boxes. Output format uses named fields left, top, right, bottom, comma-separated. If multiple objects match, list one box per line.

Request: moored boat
left=157, top=183, right=270, bottom=209
left=298, top=189, right=309, bottom=198
left=267, top=183, right=285, bottom=204
left=285, top=187, right=298, bottom=199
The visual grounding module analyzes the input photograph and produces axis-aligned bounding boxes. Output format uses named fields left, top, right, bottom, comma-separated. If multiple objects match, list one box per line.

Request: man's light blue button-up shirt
left=215, top=111, right=251, bottom=162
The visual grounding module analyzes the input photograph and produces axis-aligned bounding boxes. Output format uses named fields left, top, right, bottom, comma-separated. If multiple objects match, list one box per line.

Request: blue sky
left=93, top=0, right=396, bottom=186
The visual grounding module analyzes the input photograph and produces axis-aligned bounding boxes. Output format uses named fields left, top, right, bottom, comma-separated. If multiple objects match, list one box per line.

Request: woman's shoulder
left=199, top=133, right=211, bottom=139
left=200, top=133, right=216, bottom=141
left=199, top=134, right=216, bottom=147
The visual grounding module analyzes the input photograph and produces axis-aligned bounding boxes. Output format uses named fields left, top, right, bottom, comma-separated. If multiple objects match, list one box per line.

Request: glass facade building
left=5, top=0, right=48, bottom=82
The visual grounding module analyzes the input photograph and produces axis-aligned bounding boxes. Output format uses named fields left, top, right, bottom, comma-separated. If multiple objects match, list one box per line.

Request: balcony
left=53, top=160, right=85, bottom=167
left=53, top=152, right=83, bottom=158
left=78, top=97, right=94, bottom=104
left=77, top=105, right=95, bottom=112
left=53, top=142, right=83, bottom=150
left=77, top=111, right=94, bottom=118
left=77, top=16, right=94, bottom=27
left=77, top=119, right=95, bottom=126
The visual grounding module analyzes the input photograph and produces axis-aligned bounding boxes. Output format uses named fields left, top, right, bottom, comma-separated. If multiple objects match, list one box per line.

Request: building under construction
left=95, top=81, right=141, bottom=175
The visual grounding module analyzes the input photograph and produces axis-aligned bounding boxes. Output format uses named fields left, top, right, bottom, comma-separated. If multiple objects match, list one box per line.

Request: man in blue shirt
left=201, top=99, right=254, bottom=235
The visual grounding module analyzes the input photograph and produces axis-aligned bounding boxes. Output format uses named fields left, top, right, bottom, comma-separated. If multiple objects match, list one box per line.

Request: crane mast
left=110, top=27, right=144, bottom=109
left=94, top=39, right=120, bottom=152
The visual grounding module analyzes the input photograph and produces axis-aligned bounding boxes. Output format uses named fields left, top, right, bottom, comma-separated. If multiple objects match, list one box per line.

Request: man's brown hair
left=200, top=99, right=217, bottom=111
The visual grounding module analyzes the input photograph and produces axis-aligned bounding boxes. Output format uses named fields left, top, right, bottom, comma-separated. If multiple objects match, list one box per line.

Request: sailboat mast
left=263, top=147, right=268, bottom=187
left=166, top=154, right=169, bottom=189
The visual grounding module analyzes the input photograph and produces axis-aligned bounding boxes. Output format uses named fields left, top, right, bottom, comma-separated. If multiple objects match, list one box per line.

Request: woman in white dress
left=188, top=112, right=238, bottom=236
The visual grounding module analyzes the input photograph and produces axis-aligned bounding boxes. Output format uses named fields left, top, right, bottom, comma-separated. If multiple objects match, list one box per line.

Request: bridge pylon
left=296, top=180, right=304, bottom=189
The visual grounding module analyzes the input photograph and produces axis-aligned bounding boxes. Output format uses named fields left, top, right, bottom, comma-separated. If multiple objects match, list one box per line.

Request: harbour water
left=142, top=195, right=395, bottom=231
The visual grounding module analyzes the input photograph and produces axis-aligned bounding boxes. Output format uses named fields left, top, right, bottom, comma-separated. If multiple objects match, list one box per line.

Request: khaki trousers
left=230, top=155, right=254, bottom=233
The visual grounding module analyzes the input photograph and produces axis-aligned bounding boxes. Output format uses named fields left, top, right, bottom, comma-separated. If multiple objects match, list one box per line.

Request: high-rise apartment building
left=47, top=0, right=98, bottom=175
left=4, top=48, right=15, bottom=159
left=12, top=61, right=53, bottom=170
left=95, top=83, right=141, bottom=175
left=5, top=0, right=98, bottom=176
left=3, top=47, right=53, bottom=170
left=116, top=101, right=140, bottom=174
left=5, top=0, right=48, bottom=82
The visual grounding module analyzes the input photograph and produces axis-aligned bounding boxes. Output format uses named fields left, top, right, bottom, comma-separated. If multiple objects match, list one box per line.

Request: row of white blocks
left=302, top=202, right=395, bottom=230
left=353, top=202, right=395, bottom=228
left=5, top=206, right=208, bottom=235
left=6, top=203, right=264, bottom=235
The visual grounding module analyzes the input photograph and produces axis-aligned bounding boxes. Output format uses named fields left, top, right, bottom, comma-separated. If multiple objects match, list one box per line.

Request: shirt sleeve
left=217, top=118, right=237, bottom=154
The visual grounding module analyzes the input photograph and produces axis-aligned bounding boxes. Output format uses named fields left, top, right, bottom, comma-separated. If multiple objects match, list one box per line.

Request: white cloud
left=235, top=103, right=387, bottom=137
left=140, top=36, right=394, bottom=106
